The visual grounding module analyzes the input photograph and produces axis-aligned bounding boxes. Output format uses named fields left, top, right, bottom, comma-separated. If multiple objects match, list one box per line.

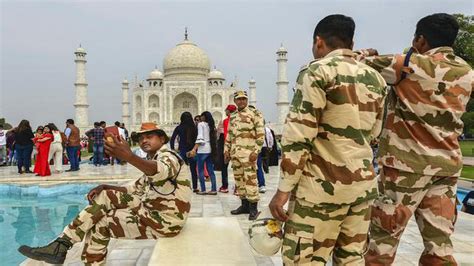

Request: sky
left=1, top=0, right=473, bottom=130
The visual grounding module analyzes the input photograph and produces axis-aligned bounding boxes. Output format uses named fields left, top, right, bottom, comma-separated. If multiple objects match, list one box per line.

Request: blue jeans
left=197, top=153, right=217, bottom=192
left=66, top=146, right=80, bottom=170
left=93, top=143, right=104, bottom=166
left=257, top=151, right=265, bottom=187
left=9, top=147, right=17, bottom=163
left=16, top=144, right=33, bottom=172
left=180, top=150, right=198, bottom=190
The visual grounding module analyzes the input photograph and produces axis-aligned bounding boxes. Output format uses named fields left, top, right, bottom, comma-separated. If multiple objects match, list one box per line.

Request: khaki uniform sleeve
left=224, top=116, right=233, bottom=154
left=370, top=86, right=388, bottom=140
left=278, top=66, right=327, bottom=193
left=253, top=110, right=265, bottom=152
left=355, top=50, right=405, bottom=86
left=124, top=176, right=146, bottom=194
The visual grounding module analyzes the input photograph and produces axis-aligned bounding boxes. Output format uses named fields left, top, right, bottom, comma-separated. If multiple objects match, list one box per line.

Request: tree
left=453, top=14, right=474, bottom=67
left=453, top=14, right=474, bottom=137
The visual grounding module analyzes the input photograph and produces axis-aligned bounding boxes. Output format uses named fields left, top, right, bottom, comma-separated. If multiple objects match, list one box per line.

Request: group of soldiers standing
left=269, top=13, right=472, bottom=266
left=17, top=12, right=472, bottom=266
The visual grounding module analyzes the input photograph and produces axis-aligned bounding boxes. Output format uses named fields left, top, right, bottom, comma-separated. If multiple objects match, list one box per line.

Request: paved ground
left=464, top=156, right=474, bottom=166
left=0, top=162, right=472, bottom=265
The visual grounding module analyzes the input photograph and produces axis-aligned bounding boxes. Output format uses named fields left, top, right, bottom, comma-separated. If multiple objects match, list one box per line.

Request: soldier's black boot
left=231, top=199, right=250, bottom=215
left=248, top=202, right=260, bottom=220
left=18, top=237, right=73, bottom=264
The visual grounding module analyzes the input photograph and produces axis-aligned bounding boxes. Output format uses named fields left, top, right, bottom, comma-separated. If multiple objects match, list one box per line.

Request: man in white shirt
left=257, top=122, right=274, bottom=193
left=0, top=124, right=7, bottom=165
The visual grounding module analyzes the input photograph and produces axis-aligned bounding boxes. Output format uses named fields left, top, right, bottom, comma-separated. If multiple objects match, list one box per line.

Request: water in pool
left=0, top=184, right=96, bottom=266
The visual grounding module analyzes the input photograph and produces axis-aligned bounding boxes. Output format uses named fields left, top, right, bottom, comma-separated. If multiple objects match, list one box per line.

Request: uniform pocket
left=371, top=195, right=411, bottom=234
left=282, top=232, right=313, bottom=265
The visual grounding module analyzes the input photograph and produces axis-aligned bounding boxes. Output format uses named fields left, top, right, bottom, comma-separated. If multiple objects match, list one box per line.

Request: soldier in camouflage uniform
left=224, top=90, right=265, bottom=220
left=19, top=122, right=192, bottom=265
left=355, top=13, right=473, bottom=265
left=269, top=15, right=387, bottom=265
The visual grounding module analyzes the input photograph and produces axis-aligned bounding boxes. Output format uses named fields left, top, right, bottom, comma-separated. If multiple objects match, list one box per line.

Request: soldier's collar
left=423, top=46, right=454, bottom=56
left=148, top=145, right=169, bottom=160
left=238, top=106, right=249, bottom=112
left=323, top=48, right=354, bottom=59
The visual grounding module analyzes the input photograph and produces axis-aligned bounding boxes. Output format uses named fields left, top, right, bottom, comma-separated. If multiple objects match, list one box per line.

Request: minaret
left=276, top=44, right=289, bottom=124
left=248, top=78, right=257, bottom=107
left=74, top=45, right=89, bottom=130
left=122, top=78, right=130, bottom=127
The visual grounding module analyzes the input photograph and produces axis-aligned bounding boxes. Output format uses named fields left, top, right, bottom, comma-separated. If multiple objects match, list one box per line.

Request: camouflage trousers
left=62, top=189, right=161, bottom=265
left=365, top=166, right=457, bottom=265
left=282, top=197, right=373, bottom=265
left=231, top=156, right=259, bottom=202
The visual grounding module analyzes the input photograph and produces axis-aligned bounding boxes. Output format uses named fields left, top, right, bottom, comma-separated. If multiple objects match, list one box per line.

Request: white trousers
left=48, top=142, right=63, bottom=172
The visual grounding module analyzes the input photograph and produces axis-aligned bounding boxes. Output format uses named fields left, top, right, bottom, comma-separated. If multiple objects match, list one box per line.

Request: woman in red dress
left=33, top=125, right=53, bottom=176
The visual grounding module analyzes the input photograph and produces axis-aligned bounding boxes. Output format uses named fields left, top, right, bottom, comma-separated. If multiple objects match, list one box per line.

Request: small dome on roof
left=277, top=44, right=287, bottom=53
left=208, top=66, right=224, bottom=80
left=75, top=46, right=86, bottom=54
left=148, top=68, right=163, bottom=80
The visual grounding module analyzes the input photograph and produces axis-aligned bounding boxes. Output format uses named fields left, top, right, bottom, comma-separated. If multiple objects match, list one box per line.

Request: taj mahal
left=72, top=30, right=290, bottom=134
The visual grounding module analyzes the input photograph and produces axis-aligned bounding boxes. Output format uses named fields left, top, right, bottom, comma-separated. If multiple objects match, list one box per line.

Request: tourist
left=191, top=111, right=218, bottom=195
left=216, top=104, right=236, bottom=193
left=357, top=13, right=472, bottom=265
left=120, top=122, right=129, bottom=141
left=48, top=123, right=64, bottom=173
left=32, top=126, right=43, bottom=163
left=0, top=124, right=6, bottom=166
left=224, top=91, right=265, bottom=220
left=115, top=121, right=127, bottom=164
left=461, top=190, right=474, bottom=215
left=266, top=127, right=279, bottom=171
left=193, top=114, right=210, bottom=180
left=65, top=119, right=80, bottom=172
left=170, top=112, right=198, bottom=192
left=6, top=127, right=17, bottom=166
left=194, top=115, right=201, bottom=126
left=15, top=120, right=35, bottom=174
left=86, top=122, right=105, bottom=166
left=256, top=121, right=274, bottom=193
left=18, top=122, right=192, bottom=265
left=269, top=14, right=387, bottom=264
left=33, top=125, right=53, bottom=177
left=105, top=122, right=120, bottom=165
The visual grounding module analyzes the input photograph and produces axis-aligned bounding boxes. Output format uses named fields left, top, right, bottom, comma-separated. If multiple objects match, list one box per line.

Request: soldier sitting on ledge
left=18, top=122, right=192, bottom=265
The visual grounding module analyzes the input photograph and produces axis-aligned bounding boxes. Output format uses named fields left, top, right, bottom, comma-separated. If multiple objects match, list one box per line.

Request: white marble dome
left=208, top=67, right=224, bottom=80
left=163, top=39, right=210, bottom=77
left=148, top=68, right=163, bottom=80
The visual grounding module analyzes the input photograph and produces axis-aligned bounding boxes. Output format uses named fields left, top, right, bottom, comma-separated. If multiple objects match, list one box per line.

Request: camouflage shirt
left=279, top=49, right=387, bottom=205
left=224, top=106, right=265, bottom=158
left=358, top=47, right=473, bottom=176
left=125, top=145, right=192, bottom=237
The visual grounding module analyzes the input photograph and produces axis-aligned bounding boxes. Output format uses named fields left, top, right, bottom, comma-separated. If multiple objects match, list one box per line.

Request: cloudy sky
left=1, top=0, right=472, bottom=129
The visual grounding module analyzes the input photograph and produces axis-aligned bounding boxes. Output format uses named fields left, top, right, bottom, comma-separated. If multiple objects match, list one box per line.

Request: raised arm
left=354, top=49, right=406, bottom=86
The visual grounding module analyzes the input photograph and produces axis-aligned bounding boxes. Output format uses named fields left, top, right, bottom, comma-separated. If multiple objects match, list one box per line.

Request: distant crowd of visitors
left=0, top=119, right=129, bottom=177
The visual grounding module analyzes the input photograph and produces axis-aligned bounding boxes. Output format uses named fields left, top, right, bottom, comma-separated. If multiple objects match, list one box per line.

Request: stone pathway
left=1, top=163, right=472, bottom=265
left=464, top=156, right=474, bottom=166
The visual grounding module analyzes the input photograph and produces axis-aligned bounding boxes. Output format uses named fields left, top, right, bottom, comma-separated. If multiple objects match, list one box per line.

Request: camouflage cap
left=234, top=90, right=248, bottom=99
